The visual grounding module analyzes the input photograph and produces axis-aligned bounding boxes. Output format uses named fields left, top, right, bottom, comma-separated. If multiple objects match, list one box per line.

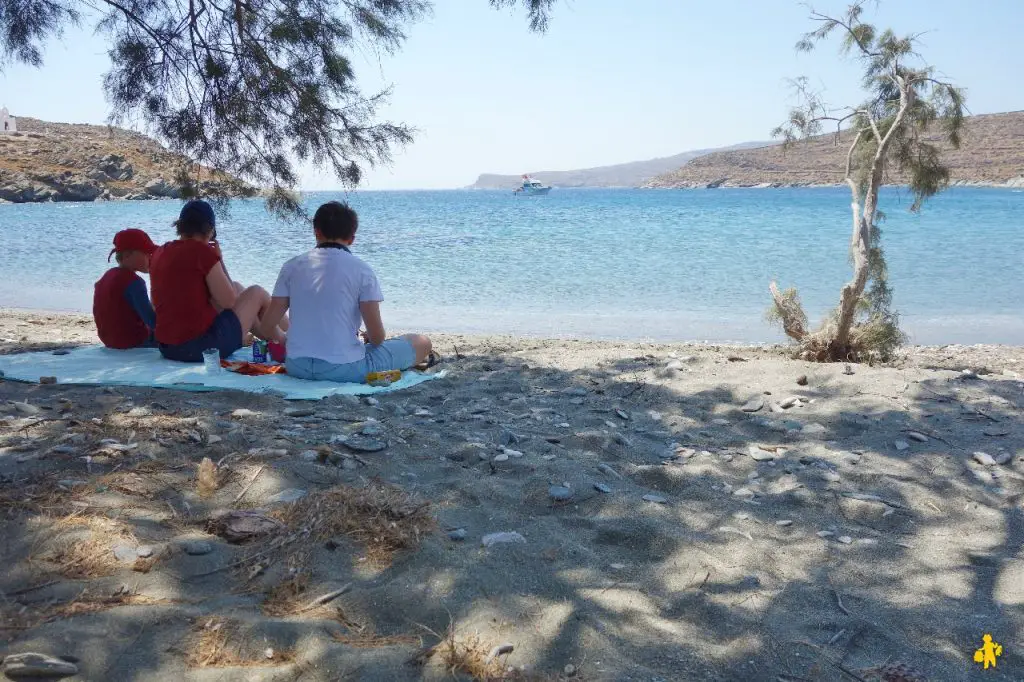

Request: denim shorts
left=286, top=338, right=416, bottom=383
left=159, top=310, right=243, bottom=363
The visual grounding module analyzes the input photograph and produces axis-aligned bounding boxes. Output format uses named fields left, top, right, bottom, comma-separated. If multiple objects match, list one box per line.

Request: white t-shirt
left=272, top=247, right=383, bottom=364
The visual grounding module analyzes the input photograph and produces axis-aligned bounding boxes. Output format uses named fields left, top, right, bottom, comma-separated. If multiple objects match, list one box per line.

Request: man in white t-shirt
left=261, top=201, right=432, bottom=383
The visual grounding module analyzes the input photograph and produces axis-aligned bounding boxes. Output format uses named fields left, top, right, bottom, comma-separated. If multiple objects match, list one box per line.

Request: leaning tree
left=0, top=0, right=556, bottom=213
left=769, top=1, right=965, bottom=362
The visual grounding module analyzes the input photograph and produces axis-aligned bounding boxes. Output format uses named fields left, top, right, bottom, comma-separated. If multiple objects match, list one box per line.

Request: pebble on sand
left=183, top=540, right=214, bottom=556
left=907, top=431, right=929, bottom=443
left=0, top=652, right=79, bottom=680
left=593, top=483, right=612, bottom=493
left=284, top=407, right=315, bottom=417
left=448, top=528, right=468, bottom=541
left=748, top=445, right=777, bottom=461
left=796, top=375, right=809, bottom=386
left=481, top=532, right=526, bottom=547
left=642, top=494, right=668, bottom=504
left=548, top=485, right=573, bottom=501
left=894, top=440, right=910, bottom=452
left=741, top=397, right=764, bottom=413
left=776, top=520, right=793, bottom=527
left=973, top=451, right=997, bottom=466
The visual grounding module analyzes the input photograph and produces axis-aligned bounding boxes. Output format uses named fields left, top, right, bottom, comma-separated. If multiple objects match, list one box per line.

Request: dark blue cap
left=179, top=199, right=216, bottom=229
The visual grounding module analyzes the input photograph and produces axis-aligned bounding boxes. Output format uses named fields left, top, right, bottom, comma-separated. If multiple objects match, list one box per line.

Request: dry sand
left=1, top=308, right=1022, bottom=681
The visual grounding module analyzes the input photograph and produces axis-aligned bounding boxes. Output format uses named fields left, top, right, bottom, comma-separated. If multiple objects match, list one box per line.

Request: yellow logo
left=974, top=634, right=1003, bottom=669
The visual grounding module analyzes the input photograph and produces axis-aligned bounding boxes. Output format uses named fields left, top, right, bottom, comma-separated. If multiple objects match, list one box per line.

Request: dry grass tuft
left=410, top=623, right=568, bottom=681
left=330, top=628, right=420, bottom=648
left=0, top=475, right=75, bottom=514
left=185, top=618, right=295, bottom=668
left=45, top=536, right=124, bottom=579
left=261, top=549, right=313, bottom=616
left=279, top=480, right=436, bottom=566
left=196, top=457, right=220, bottom=498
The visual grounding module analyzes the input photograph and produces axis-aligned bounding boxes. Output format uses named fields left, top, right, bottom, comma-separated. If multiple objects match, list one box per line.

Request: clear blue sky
left=2, top=0, right=1022, bottom=189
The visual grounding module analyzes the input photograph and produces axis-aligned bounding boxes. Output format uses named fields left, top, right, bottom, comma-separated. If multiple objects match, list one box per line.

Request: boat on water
left=513, top=175, right=551, bottom=196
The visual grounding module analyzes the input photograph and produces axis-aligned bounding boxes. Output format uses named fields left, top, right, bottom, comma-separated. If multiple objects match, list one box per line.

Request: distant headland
left=0, top=115, right=255, bottom=203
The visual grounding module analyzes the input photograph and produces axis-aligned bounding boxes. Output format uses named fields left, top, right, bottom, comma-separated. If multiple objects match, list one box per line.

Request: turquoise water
left=0, top=187, right=1021, bottom=344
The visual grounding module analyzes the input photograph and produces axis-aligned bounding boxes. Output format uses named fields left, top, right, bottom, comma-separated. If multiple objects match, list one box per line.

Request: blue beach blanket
left=0, top=346, right=442, bottom=400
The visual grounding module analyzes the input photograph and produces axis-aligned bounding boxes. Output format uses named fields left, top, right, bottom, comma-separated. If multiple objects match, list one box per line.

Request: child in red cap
left=93, top=228, right=159, bottom=349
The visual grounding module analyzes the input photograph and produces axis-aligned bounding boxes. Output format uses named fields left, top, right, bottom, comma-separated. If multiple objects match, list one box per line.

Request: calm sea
left=0, top=187, right=1021, bottom=345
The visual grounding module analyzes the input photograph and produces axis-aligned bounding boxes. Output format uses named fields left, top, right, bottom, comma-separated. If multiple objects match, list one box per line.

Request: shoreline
left=2, top=307, right=1022, bottom=375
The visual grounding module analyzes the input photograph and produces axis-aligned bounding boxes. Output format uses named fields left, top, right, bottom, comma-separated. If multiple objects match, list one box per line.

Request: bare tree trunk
left=831, top=77, right=910, bottom=359
left=832, top=199, right=872, bottom=356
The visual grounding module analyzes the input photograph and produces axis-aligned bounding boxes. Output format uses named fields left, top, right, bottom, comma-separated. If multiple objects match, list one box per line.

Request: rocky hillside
left=469, top=141, right=772, bottom=189
left=0, top=117, right=255, bottom=203
left=644, top=111, right=1024, bottom=189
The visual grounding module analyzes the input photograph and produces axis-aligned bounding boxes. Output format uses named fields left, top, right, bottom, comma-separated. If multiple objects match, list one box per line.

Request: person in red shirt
left=150, top=200, right=284, bottom=362
left=93, top=228, right=158, bottom=349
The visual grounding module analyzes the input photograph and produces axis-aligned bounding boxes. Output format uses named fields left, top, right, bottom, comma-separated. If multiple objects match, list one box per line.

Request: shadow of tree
left=1, top=340, right=1022, bottom=681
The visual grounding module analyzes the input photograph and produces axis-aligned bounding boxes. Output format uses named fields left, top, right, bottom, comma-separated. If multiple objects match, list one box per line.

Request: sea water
left=0, top=187, right=1021, bottom=345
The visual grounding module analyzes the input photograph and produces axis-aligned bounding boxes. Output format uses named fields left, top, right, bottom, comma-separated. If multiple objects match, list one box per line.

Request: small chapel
left=1, top=107, right=17, bottom=133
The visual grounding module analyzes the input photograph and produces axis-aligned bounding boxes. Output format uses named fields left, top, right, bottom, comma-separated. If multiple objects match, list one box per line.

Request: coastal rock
left=143, top=177, right=180, bottom=198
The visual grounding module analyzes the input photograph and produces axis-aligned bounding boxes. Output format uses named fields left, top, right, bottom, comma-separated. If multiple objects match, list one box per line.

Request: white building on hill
left=1, top=107, right=16, bottom=133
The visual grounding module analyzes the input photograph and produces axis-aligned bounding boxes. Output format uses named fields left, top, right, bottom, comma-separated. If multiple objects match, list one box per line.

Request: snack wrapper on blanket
left=221, top=360, right=287, bottom=376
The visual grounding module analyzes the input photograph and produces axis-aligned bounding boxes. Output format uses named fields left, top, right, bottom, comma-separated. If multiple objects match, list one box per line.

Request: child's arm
left=123, top=278, right=156, bottom=330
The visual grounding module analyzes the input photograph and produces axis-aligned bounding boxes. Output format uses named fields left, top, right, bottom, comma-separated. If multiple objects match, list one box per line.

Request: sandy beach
left=1, top=308, right=1022, bottom=681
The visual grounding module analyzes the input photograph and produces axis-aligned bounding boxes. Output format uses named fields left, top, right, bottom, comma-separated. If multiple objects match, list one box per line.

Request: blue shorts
left=286, top=338, right=417, bottom=383
left=159, top=310, right=243, bottom=363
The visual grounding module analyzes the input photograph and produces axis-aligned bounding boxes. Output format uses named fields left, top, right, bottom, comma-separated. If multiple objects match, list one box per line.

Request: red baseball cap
left=108, top=228, right=158, bottom=261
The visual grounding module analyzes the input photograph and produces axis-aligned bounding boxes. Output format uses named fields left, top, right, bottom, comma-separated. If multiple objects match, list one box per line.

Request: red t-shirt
left=93, top=268, right=151, bottom=349
left=150, top=240, right=221, bottom=345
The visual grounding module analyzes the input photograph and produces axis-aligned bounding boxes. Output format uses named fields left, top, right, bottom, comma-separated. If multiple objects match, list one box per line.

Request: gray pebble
left=593, top=483, right=612, bottom=493
left=360, top=423, right=384, bottom=437
left=894, top=440, right=910, bottom=451
left=776, top=519, right=793, bottom=527
left=994, top=451, right=1013, bottom=465
left=1, top=652, right=79, bottom=680
left=493, top=453, right=509, bottom=462
left=741, top=397, right=764, bottom=413
left=342, top=437, right=387, bottom=453
left=284, top=407, right=315, bottom=418
left=299, top=449, right=320, bottom=461
left=112, top=544, right=138, bottom=563
left=448, top=528, right=467, bottom=541
left=907, top=431, right=929, bottom=443
left=973, top=451, right=996, bottom=466
left=231, top=408, right=257, bottom=418
left=183, top=540, right=214, bottom=556
left=136, top=545, right=155, bottom=558
left=838, top=536, right=853, bottom=544
left=642, top=494, right=667, bottom=504
left=598, top=463, right=622, bottom=479
left=548, top=485, right=573, bottom=501
left=341, top=458, right=359, bottom=470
